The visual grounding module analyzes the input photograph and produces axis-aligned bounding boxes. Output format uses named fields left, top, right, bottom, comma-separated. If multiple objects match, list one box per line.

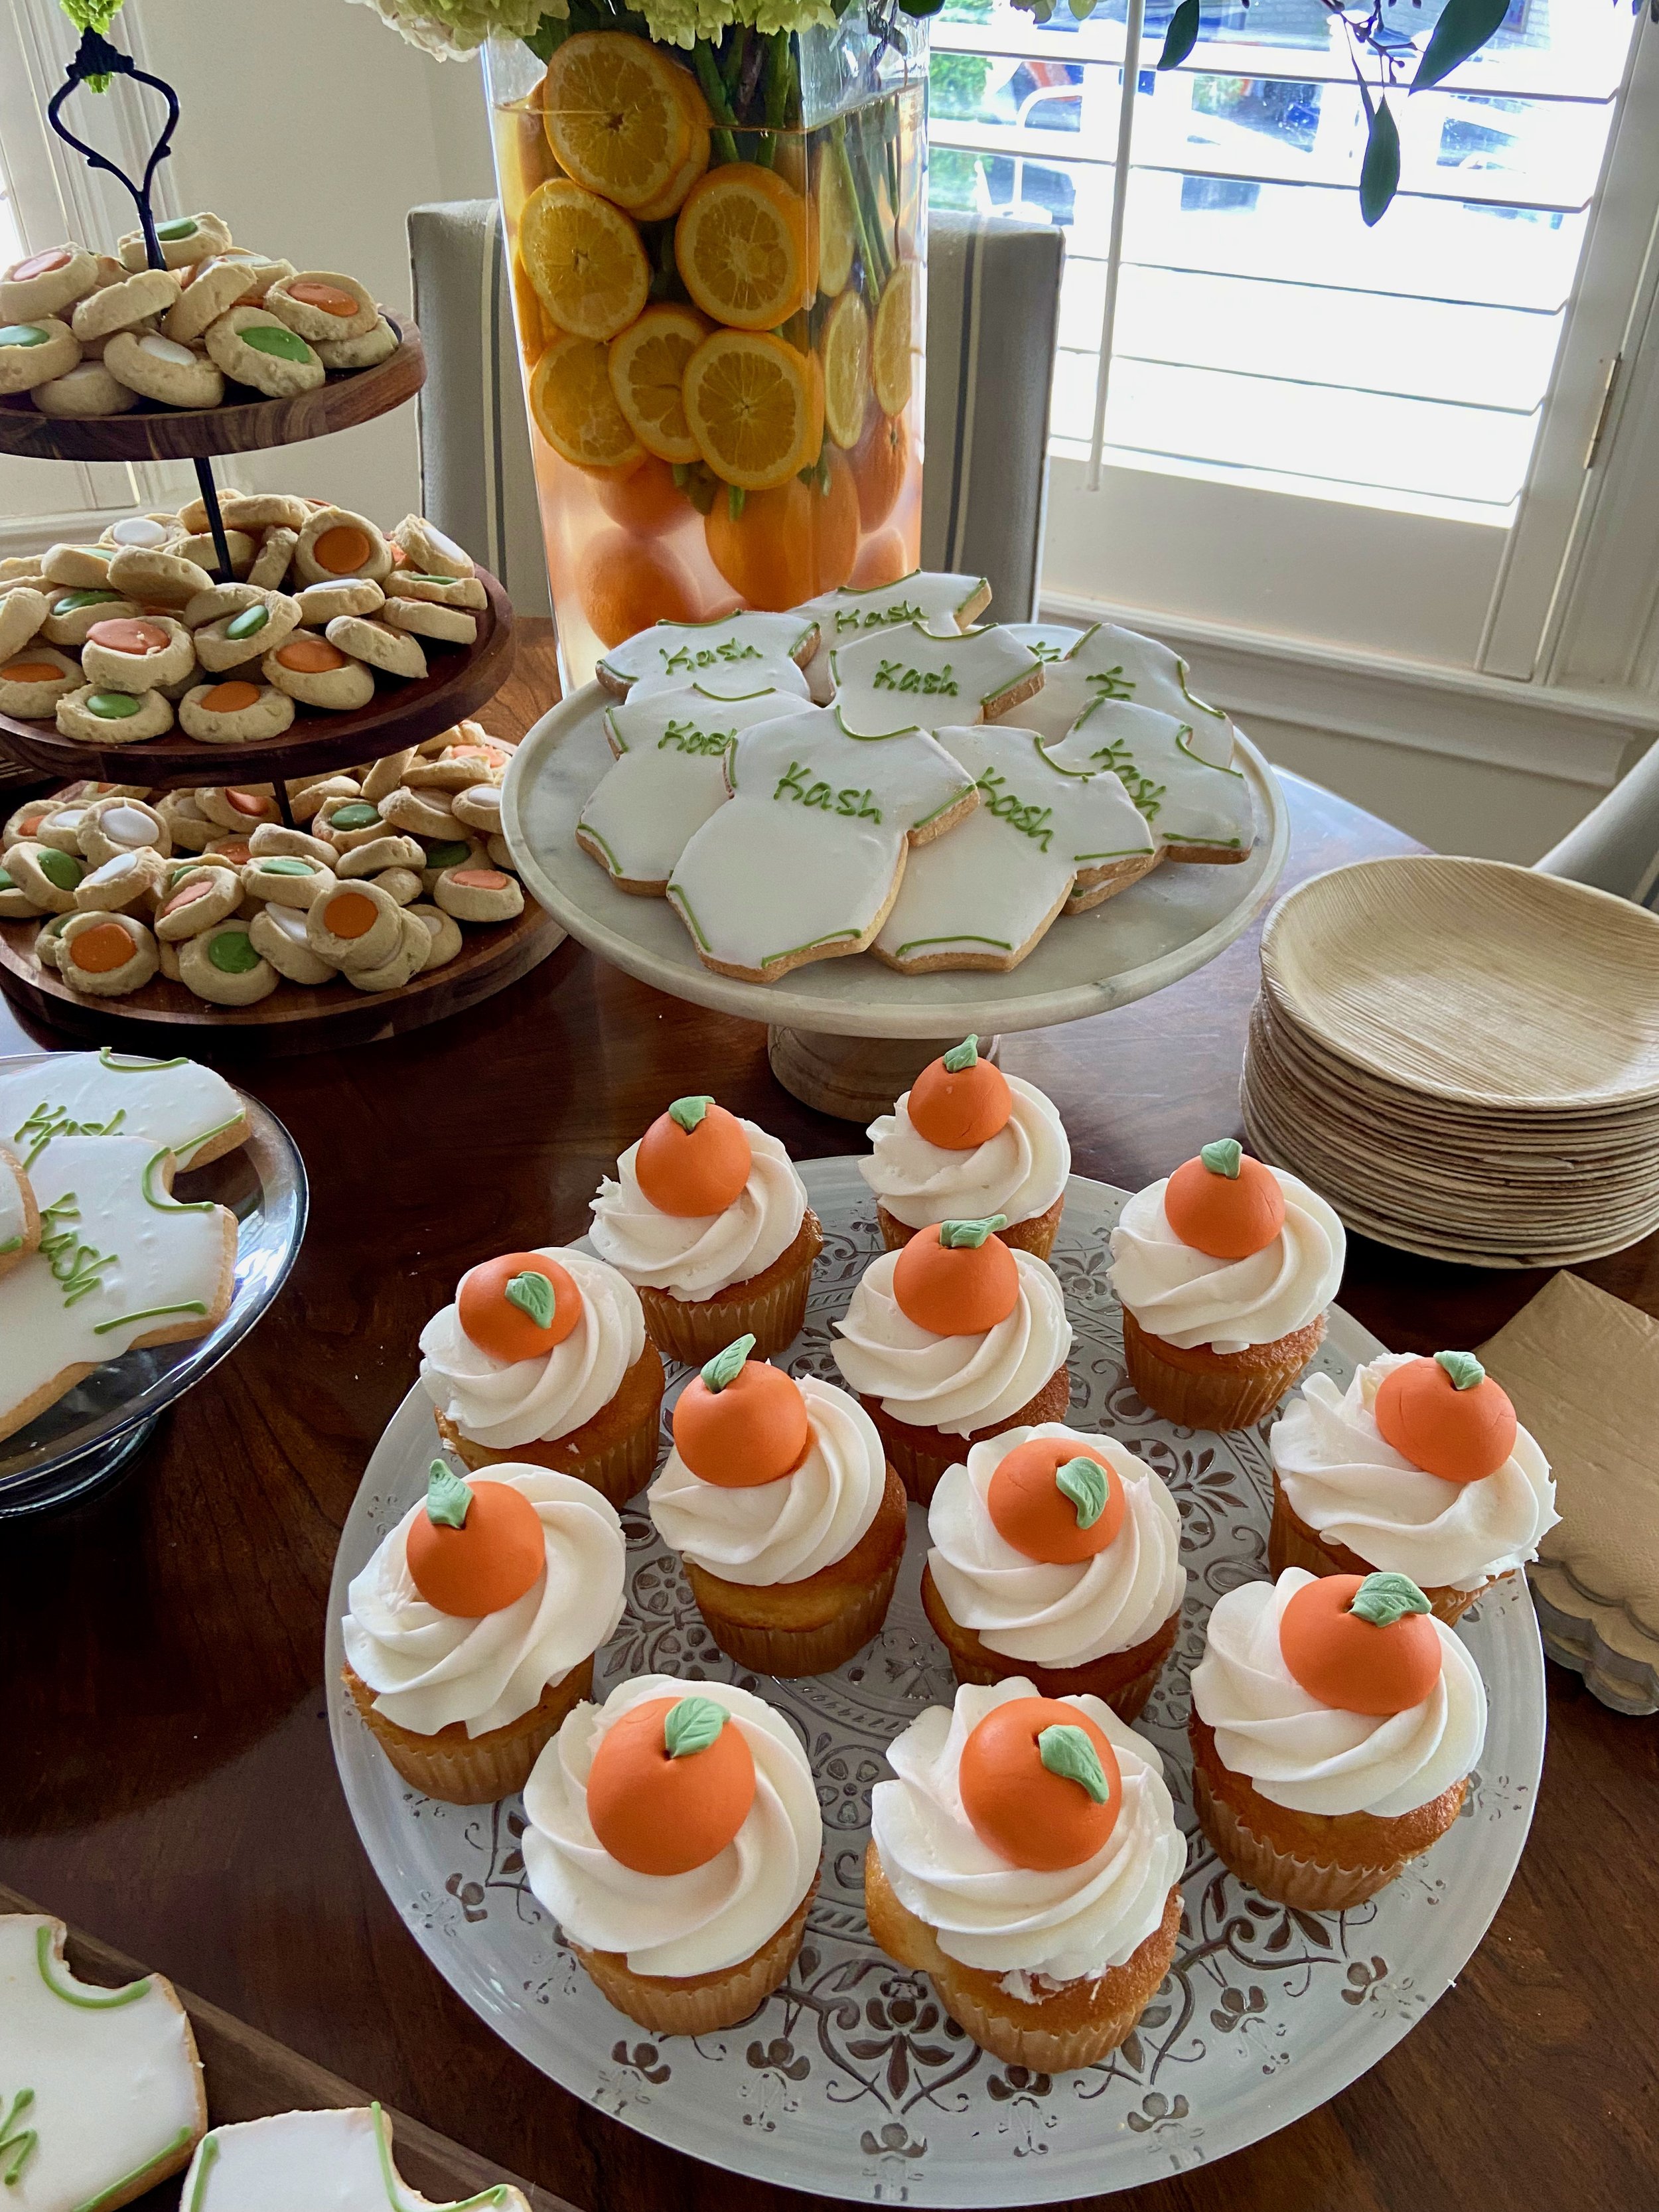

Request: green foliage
left=1157, top=0, right=1201, bottom=72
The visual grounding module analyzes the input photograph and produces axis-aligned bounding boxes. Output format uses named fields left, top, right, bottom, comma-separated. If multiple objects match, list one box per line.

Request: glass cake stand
left=0, top=1055, right=307, bottom=1518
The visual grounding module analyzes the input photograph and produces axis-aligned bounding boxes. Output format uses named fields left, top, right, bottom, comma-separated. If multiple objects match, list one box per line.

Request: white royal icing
left=792, top=569, right=989, bottom=701
left=0, top=1136, right=230, bottom=1428
left=0, top=1049, right=244, bottom=1169
left=177, top=2103, right=528, bottom=2212
left=667, top=706, right=976, bottom=977
left=873, top=725, right=1155, bottom=965
left=0, top=1913, right=204, bottom=2212
left=626, top=656, right=811, bottom=704
left=1003, top=620, right=1232, bottom=744
left=1045, top=697, right=1252, bottom=855
left=579, top=684, right=801, bottom=889
left=597, top=612, right=817, bottom=694
left=0, top=1149, right=30, bottom=1257
left=831, top=619, right=1041, bottom=737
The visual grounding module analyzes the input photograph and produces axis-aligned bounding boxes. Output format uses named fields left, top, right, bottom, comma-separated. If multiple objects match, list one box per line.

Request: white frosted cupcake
left=1109, top=1140, right=1344, bottom=1430
left=865, top=1678, right=1185, bottom=2071
left=861, top=1035, right=1070, bottom=1258
left=523, top=1674, right=822, bottom=2035
left=589, top=1093, right=822, bottom=1363
left=1189, top=1566, right=1486, bottom=1909
left=831, top=1217, right=1073, bottom=1504
left=418, top=1244, right=664, bottom=1508
left=341, top=1461, right=626, bottom=1804
left=922, top=1424, right=1185, bottom=1718
left=1269, top=1349, right=1557, bottom=1623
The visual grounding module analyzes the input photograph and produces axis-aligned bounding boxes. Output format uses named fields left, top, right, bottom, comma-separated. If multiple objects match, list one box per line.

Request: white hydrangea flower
left=342, top=0, right=558, bottom=58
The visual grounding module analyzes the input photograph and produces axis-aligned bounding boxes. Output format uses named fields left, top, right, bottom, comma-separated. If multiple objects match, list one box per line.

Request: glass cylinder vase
left=484, top=9, right=928, bottom=692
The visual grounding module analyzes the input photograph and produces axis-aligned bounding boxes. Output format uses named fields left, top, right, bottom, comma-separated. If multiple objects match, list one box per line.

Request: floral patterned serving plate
left=326, top=1159, right=1546, bottom=2205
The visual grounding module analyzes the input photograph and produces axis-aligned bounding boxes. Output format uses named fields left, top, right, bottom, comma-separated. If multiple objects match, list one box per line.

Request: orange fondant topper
left=405, top=1461, right=545, bottom=1617
left=906, top=1035, right=1013, bottom=1151
left=586, top=1692, right=757, bottom=1876
left=672, top=1333, right=812, bottom=1487
left=1373, top=1352, right=1516, bottom=1484
left=1162, top=1140, right=1285, bottom=1261
left=987, top=1436, right=1125, bottom=1564
left=892, top=1217, right=1019, bottom=1337
left=458, top=1250, right=582, bottom=1364
left=958, top=1695, right=1122, bottom=1871
left=1279, top=1571, right=1442, bottom=1717
left=633, top=1095, right=753, bottom=1218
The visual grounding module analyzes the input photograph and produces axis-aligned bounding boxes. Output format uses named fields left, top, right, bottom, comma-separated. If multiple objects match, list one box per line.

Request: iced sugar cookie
left=175, top=530, right=257, bottom=579
left=179, top=678, right=294, bottom=743
left=0, top=1048, right=250, bottom=1172
left=0, top=318, right=80, bottom=394
left=342, top=905, right=431, bottom=991
left=0, top=648, right=81, bottom=717
left=265, top=270, right=379, bottom=342
left=205, top=308, right=323, bottom=397
left=307, top=878, right=403, bottom=968
left=157, top=790, right=216, bottom=846
left=5, top=842, right=82, bottom=913
left=417, top=836, right=484, bottom=891
left=668, top=704, right=979, bottom=984
left=317, top=319, right=399, bottom=369
left=154, top=865, right=243, bottom=940
left=43, top=591, right=139, bottom=649
left=325, top=615, right=425, bottom=680
left=596, top=611, right=818, bottom=698
left=81, top=796, right=170, bottom=865
left=72, top=266, right=180, bottom=343
left=451, top=781, right=505, bottom=838
left=831, top=619, right=1042, bottom=737
left=579, top=683, right=800, bottom=895
left=184, top=581, right=261, bottom=629
left=0, top=1913, right=206, bottom=2207
left=217, top=493, right=311, bottom=535
left=80, top=615, right=194, bottom=694
left=0, top=586, right=48, bottom=662
left=178, top=921, right=277, bottom=1004
left=249, top=822, right=336, bottom=866
left=378, top=785, right=461, bottom=841
left=108, top=544, right=214, bottom=608
left=0, top=245, right=100, bottom=321
left=1005, top=620, right=1233, bottom=746
left=314, top=798, right=390, bottom=851
left=58, top=909, right=159, bottom=995
left=373, top=865, right=423, bottom=906
left=295, top=507, right=392, bottom=588
left=194, top=591, right=302, bottom=671
left=58, top=686, right=175, bottom=745
left=0, top=1147, right=38, bottom=1278
left=163, top=256, right=271, bottom=344
left=101, top=513, right=181, bottom=552
left=249, top=900, right=337, bottom=984
left=0, top=869, right=44, bottom=920
left=294, top=577, right=383, bottom=627
left=383, top=597, right=476, bottom=646
left=1045, top=696, right=1253, bottom=863
left=263, top=634, right=374, bottom=710
left=119, top=210, right=233, bottom=270
left=433, top=865, right=522, bottom=923
left=74, top=848, right=169, bottom=912
left=873, top=727, right=1159, bottom=973
left=177, top=2103, right=530, bottom=2212
left=43, top=544, right=120, bottom=590
left=33, top=360, right=139, bottom=418
left=794, top=569, right=991, bottom=701
left=390, top=515, right=474, bottom=579
left=103, top=331, right=224, bottom=409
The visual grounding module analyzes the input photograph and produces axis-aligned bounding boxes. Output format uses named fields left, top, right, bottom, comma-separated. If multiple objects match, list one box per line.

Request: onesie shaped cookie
left=595, top=611, right=818, bottom=698
left=668, top=703, right=977, bottom=984
left=872, top=725, right=1159, bottom=972
left=830, top=619, right=1042, bottom=737
left=1002, top=619, right=1234, bottom=749
left=1045, top=694, right=1254, bottom=863
left=178, top=2103, right=530, bottom=2212
left=0, top=1047, right=249, bottom=1170
left=0, top=1913, right=206, bottom=2212
left=0, top=1145, right=39, bottom=1280
left=792, top=568, right=990, bottom=701
left=0, top=1134, right=238, bottom=1440
left=577, top=682, right=802, bottom=894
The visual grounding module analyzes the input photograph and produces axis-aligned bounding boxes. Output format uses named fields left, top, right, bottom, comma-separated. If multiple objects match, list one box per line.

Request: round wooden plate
left=0, top=315, right=425, bottom=464
left=0, top=570, right=514, bottom=792
left=0, top=898, right=565, bottom=1058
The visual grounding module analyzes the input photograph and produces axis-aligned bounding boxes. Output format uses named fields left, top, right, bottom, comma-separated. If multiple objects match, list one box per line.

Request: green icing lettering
left=668, top=1094, right=713, bottom=1132
left=331, top=803, right=381, bottom=830
left=660, top=640, right=762, bottom=675
left=141, top=1147, right=214, bottom=1213
left=226, top=605, right=269, bottom=640
left=16, top=1100, right=124, bottom=1163
left=88, top=692, right=141, bottom=720
left=772, top=759, right=880, bottom=822
left=942, top=1035, right=979, bottom=1072
left=0, top=325, right=48, bottom=348
left=974, top=769, right=1052, bottom=851
left=664, top=1694, right=727, bottom=1757
left=506, top=1268, right=555, bottom=1329
left=1084, top=733, right=1165, bottom=821
left=208, top=929, right=259, bottom=975
left=1037, top=1722, right=1112, bottom=1803
left=240, top=325, right=313, bottom=363
left=872, top=658, right=957, bottom=698
left=835, top=599, right=920, bottom=632
left=155, top=216, right=199, bottom=240
left=425, top=1459, right=472, bottom=1528
left=1349, top=1571, right=1432, bottom=1627
left=36, top=1193, right=118, bottom=1309
left=1200, top=1139, right=1243, bottom=1179
left=657, top=719, right=733, bottom=757
left=91, top=1300, right=208, bottom=1337
left=1435, top=1349, right=1486, bottom=1391
left=1085, top=664, right=1134, bottom=703
left=1055, top=1456, right=1110, bottom=1529
left=700, top=1333, right=755, bottom=1392
left=938, top=1215, right=1007, bottom=1248
left=35, top=1925, right=149, bottom=2007
left=0, top=2088, right=34, bottom=2186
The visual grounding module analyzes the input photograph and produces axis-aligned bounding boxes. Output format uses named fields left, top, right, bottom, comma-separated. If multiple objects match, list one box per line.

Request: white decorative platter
left=326, top=1160, right=1546, bottom=2205
left=500, top=688, right=1289, bottom=1039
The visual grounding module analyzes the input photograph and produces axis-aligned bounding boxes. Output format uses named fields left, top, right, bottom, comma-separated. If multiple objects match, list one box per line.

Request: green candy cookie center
left=241, top=326, right=312, bottom=364
left=226, top=605, right=269, bottom=639
left=208, top=930, right=260, bottom=975
left=0, top=325, right=49, bottom=348
left=88, top=692, right=141, bottom=719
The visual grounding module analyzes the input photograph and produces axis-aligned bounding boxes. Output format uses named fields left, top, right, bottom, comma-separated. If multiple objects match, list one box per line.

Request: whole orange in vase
left=703, top=453, right=859, bottom=610
left=580, top=529, right=703, bottom=648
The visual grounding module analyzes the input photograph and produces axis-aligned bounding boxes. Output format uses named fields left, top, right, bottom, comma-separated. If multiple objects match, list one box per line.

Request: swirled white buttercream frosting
left=1269, top=1353, right=1558, bottom=1591
left=522, top=1674, right=822, bottom=1976
left=418, top=1245, right=645, bottom=1451
left=342, top=1466, right=626, bottom=1738
left=871, top=1677, right=1186, bottom=1983
left=927, top=1424, right=1185, bottom=1664
left=860, top=1074, right=1070, bottom=1230
left=831, top=1248, right=1072, bottom=1435
left=588, top=1118, right=807, bottom=1299
left=1190, top=1569, right=1486, bottom=1816
left=1108, top=1168, right=1344, bottom=1353
left=648, top=1374, right=885, bottom=1584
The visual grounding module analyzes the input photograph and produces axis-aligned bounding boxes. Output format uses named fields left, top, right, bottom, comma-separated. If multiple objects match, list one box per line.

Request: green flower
left=344, top=0, right=556, bottom=58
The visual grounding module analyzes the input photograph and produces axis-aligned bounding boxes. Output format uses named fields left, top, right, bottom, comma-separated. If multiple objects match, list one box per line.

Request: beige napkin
left=1478, top=1270, right=1659, bottom=1712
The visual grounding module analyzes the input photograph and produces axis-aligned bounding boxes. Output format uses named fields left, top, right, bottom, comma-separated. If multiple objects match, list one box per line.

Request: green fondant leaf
left=1199, top=1138, right=1243, bottom=1179
left=942, top=1035, right=979, bottom=1072
left=1435, top=1349, right=1485, bottom=1392
left=701, top=1333, right=755, bottom=1391
left=1350, top=1571, right=1431, bottom=1627
left=669, top=1093, right=715, bottom=1132
left=1037, top=1722, right=1111, bottom=1803
left=938, top=1215, right=1007, bottom=1248
left=425, top=1459, right=472, bottom=1530
left=664, top=1693, right=727, bottom=1757
left=1055, top=1456, right=1110, bottom=1529
left=506, top=1268, right=555, bottom=1330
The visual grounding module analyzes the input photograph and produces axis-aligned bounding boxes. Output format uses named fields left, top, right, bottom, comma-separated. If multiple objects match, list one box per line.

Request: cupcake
left=522, top=1675, right=822, bottom=2035
left=341, top=1460, right=626, bottom=1804
left=1188, top=1566, right=1486, bottom=1909
left=1269, top=1349, right=1558, bottom=1625
left=831, top=1216, right=1073, bottom=1505
left=861, top=1035, right=1070, bottom=1259
left=589, top=1094, right=823, bottom=1364
left=1109, top=1140, right=1344, bottom=1431
left=865, top=1678, right=1185, bottom=2071
left=418, top=1245, right=664, bottom=1509
left=648, top=1335, right=908, bottom=1676
left=922, top=1424, right=1185, bottom=1719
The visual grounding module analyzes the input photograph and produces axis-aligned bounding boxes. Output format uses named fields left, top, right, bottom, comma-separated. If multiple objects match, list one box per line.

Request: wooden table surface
left=1, top=621, right=1654, bottom=2212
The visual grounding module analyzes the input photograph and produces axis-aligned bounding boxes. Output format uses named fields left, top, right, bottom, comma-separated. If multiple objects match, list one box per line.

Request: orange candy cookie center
left=906, top=1047, right=1012, bottom=1150
left=633, top=1098, right=753, bottom=1218
left=586, top=1696, right=757, bottom=1876
left=1278, top=1574, right=1442, bottom=1718
left=290, top=280, right=360, bottom=316
left=986, top=1438, right=1124, bottom=1564
left=314, top=525, right=372, bottom=574
left=892, top=1222, right=1019, bottom=1337
left=457, top=1251, right=583, bottom=1364
left=69, top=921, right=133, bottom=973
left=4, top=661, right=64, bottom=684
left=86, top=617, right=169, bottom=654
left=203, top=682, right=261, bottom=713
left=323, top=890, right=378, bottom=939
left=405, top=1476, right=545, bottom=1617
left=958, top=1696, right=1122, bottom=1871
left=277, top=637, right=347, bottom=674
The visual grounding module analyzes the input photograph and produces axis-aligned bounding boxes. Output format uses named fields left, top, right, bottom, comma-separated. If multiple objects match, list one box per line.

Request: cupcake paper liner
left=575, top=1879, right=817, bottom=2035
left=866, top=1366, right=1072, bottom=1507
left=693, top=1544, right=904, bottom=1678
left=637, top=1212, right=823, bottom=1365
left=1268, top=1475, right=1490, bottom=1626
left=1121, top=1309, right=1319, bottom=1432
left=1190, top=1757, right=1409, bottom=1911
left=344, top=1655, right=593, bottom=1806
left=438, top=1398, right=662, bottom=1512
left=877, top=1196, right=1063, bottom=1262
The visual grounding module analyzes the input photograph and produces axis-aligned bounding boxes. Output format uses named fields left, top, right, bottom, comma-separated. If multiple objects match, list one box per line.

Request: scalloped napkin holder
left=1478, top=1270, right=1659, bottom=1716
